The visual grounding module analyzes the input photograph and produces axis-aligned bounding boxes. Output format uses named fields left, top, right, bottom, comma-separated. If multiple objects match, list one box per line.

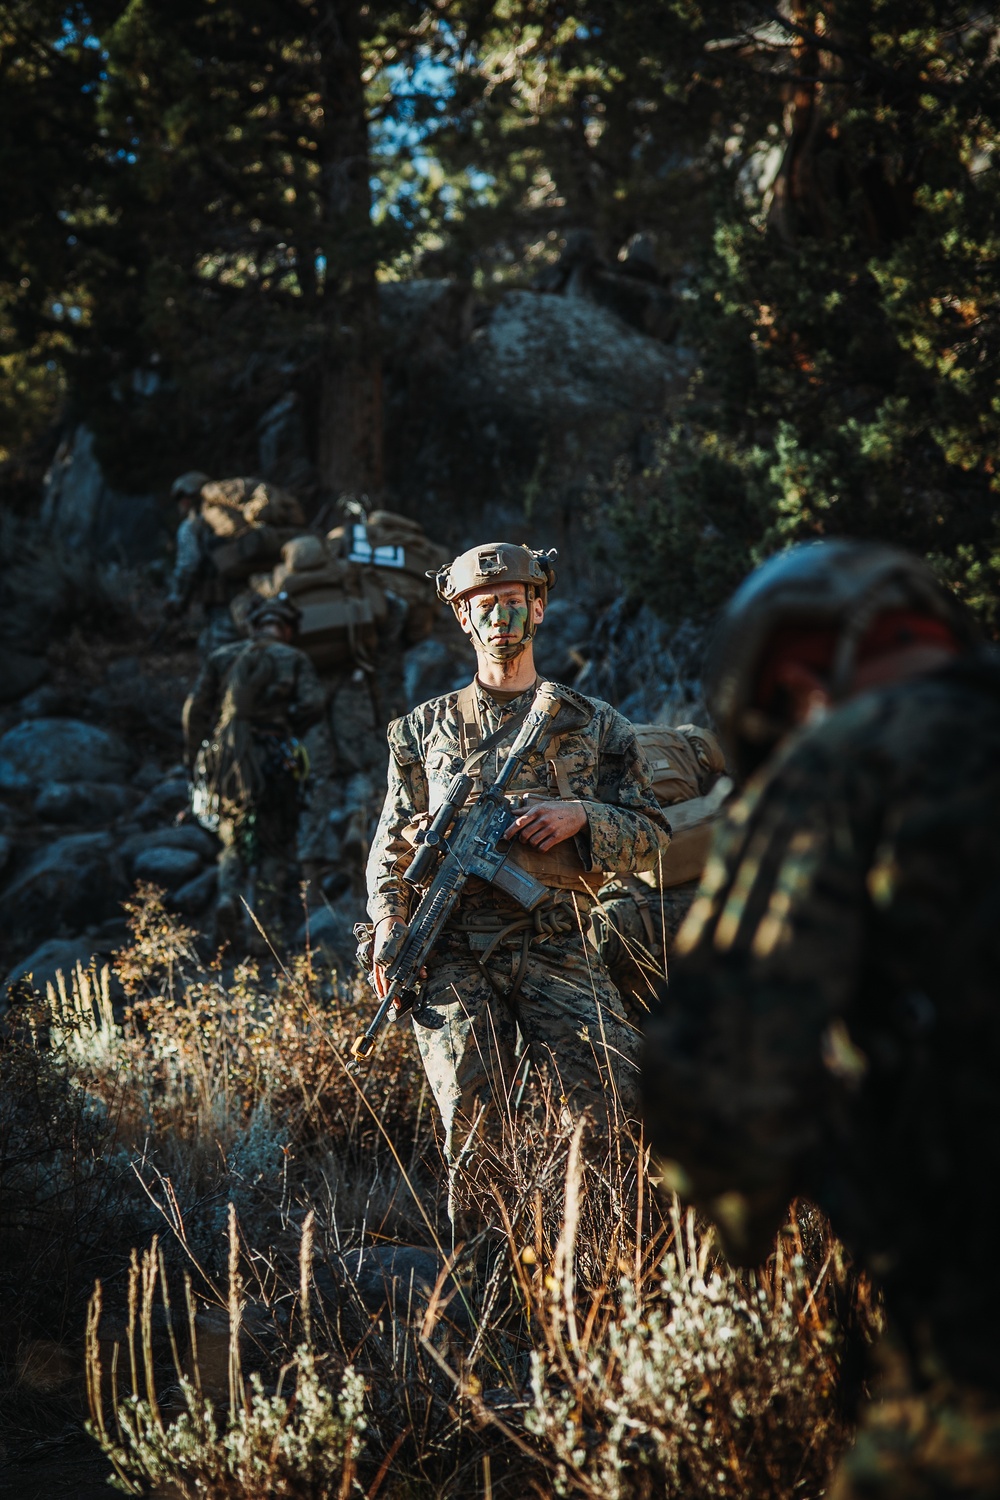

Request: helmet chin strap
left=472, top=624, right=529, bottom=663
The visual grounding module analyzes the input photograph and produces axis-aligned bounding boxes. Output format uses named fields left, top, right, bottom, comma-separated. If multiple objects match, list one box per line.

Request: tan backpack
left=632, top=722, right=726, bottom=806
left=200, top=478, right=306, bottom=580
left=327, top=511, right=449, bottom=645
left=246, top=535, right=389, bottom=673
left=631, top=722, right=729, bottom=887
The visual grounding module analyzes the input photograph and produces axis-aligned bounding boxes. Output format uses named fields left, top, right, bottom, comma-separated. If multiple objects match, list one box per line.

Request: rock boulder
left=0, top=719, right=132, bottom=793
left=34, top=781, right=137, bottom=826
left=2, top=833, right=127, bottom=946
left=133, top=845, right=202, bottom=889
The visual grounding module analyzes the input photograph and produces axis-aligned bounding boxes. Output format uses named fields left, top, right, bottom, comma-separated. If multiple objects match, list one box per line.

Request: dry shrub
left=0, top=988, right=141, bottom=1357
left=111, top=890, right=426, bottom=1158
left=521, top=1184, right=863, bottom=1497
left=12, top=890, right=879, bottom=1497
left=86, top=1212, right=365, bottom=1500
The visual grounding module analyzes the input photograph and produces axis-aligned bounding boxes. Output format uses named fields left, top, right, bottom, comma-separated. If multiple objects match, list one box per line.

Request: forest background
left=1, top=5, right=999, bottom=1495
left=2, top=0, right=999, bottom=629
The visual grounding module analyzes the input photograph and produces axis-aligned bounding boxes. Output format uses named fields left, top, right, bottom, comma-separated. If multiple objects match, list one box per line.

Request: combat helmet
left=432, top=542, right=556, bottom=607
left=432, top=542, right=557, bottom=659
left=246, top=591, right=301, bottom=637
left=171, top=471, right=210, bottom=502
left=707, top=539, right=973, bottom=781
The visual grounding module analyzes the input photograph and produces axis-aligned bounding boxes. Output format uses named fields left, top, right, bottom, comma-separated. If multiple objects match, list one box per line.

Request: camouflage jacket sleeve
left=366, top=712, right=429, bottom=926
left=182, top=653, right=222, bottom=766
left=167, top=515, right=208, bottom=610
left=581, top=704, right=672, bottom=874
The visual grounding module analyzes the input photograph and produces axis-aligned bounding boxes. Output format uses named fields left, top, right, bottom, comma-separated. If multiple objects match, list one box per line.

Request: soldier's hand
left=510, top=799, right=587, bottom=852
left=372, top=917, right=428, bottom=997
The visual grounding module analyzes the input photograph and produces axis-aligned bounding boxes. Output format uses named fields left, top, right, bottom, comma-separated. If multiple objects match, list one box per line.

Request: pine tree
left=613, top=0, right=1000, bottom=629
left=0, top=0, right=118, bottom=490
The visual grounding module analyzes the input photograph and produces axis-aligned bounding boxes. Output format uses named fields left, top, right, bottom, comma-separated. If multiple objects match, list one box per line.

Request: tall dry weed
left=8, top=889, right=879, bottom=1496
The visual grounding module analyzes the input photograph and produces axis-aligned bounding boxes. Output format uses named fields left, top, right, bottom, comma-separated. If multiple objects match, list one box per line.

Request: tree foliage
left=613, top=1, right=1000, bottom=628
left=2, top=0, right=999, bottom=626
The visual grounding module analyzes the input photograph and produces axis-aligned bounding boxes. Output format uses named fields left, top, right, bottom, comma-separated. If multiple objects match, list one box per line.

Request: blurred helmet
left=246, top=591, right=301, bottom=637
left=171, top=470, right=210, bottom=502
left=432, top=542, right=557, bottom=607
left=706, top=539, right=973, bottom=781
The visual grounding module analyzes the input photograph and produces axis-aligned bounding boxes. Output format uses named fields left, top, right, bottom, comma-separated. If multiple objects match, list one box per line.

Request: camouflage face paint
left=467, top=589, right=532, bottom=661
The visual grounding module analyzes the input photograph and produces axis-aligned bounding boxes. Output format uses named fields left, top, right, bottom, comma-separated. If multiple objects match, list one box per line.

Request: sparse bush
left=86, top=1215, right=365, bottom=1499
left=4, top=889, right=879, bottom=1496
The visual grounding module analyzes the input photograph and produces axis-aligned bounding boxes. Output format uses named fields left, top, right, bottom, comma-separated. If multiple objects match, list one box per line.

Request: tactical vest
left=452, top=681, right=603, bottom=894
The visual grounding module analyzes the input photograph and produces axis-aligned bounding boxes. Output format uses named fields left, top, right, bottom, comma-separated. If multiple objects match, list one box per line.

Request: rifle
left=349, top=682, right=564, bottom=1067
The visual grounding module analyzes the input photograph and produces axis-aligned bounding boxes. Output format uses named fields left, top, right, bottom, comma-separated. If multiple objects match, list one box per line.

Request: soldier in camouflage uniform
left=165, top=471, right=243, bottom=653
left=367, top=543, right=670, bottom=1215
left=641, top=540, right=1000, bottom=1497
left=184, top=594, right=326, bottom=951
left=298, top=591, right=409, bottom=902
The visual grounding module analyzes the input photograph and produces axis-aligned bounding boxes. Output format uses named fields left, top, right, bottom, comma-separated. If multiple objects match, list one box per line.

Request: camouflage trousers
left=412, top=896, right=640, bottom=1225
left=591, top=877, right=700, bottom=1028
left=216, top=777, right=300, bottom=952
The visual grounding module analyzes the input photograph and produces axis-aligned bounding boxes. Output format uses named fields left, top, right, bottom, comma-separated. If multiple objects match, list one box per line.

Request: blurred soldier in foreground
left=642, top=539, right=1000, bottom=1496
left=183, top=593, right=325, bottom=952
left=365, top=542, right=670, bottom=1217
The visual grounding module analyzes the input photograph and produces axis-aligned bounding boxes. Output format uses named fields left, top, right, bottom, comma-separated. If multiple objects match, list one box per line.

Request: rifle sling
left=455, top=681, right=538, bottom=778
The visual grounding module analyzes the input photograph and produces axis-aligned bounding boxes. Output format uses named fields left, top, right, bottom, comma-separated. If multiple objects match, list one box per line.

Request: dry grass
left=1, top=891, right=881, bottom=1497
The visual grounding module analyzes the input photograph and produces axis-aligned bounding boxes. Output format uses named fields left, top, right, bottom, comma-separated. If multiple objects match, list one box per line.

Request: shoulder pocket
left=388, top=717, right=422, bottom=768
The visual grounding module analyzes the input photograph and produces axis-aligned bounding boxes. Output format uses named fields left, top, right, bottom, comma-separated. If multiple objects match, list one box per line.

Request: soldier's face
left=459, top=584, right=543, bottom=658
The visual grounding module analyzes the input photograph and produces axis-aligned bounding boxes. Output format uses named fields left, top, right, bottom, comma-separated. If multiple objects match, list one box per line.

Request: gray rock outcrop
left=3, top=833, right=128, bottom=946
left=132, top=845, right=202, bottom=889
left=0, top=719, right=132, bottom=793
left=35, top=781, right=137, bottom=825
left=41, top=425, right=165, bottom=563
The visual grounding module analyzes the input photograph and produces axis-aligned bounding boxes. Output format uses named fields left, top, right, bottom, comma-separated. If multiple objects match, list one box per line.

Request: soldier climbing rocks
left=183, top=593, right=326, bottom=953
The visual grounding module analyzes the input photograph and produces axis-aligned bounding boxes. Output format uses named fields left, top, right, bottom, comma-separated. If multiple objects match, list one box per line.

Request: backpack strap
left=453, top=679, right=542, bottom=777
left=546, top=750, right=575, bottom=800
left=455, top=681, right=480, bottom=761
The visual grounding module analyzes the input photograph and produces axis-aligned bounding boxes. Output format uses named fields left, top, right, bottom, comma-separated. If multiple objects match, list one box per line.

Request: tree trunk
left=315, top=1, right=383, bottom=502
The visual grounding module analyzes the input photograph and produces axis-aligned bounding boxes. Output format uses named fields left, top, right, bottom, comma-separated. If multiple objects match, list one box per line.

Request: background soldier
left=164, top=470, right=238, bottom=651
left=165, top=472, right=304, bottom=653
left=366, top=541, right=671, bottom=1221
left=642, top=539, right=999, bottom=1497
left=183, top=593, right=326, bottom=952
